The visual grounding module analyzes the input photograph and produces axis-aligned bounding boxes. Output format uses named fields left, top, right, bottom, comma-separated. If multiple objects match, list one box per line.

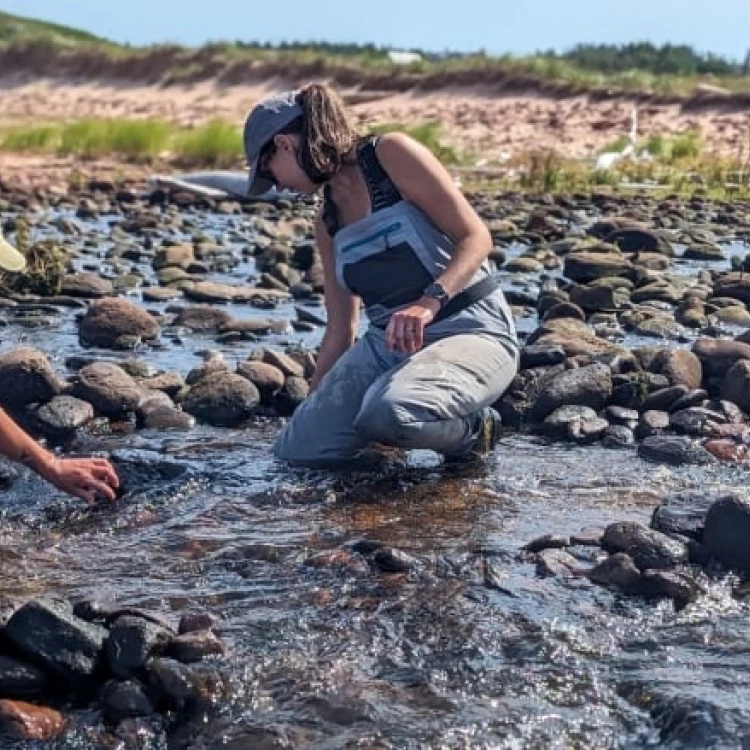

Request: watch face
left=425, top=283, right=449, bottom=306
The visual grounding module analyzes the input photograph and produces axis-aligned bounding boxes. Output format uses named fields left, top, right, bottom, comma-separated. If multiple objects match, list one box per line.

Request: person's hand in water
left=36, top=456, right=120, bottom=504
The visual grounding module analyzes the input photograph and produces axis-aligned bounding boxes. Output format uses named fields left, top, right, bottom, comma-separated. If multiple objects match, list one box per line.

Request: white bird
left=594, top=108, right=639, bottom=170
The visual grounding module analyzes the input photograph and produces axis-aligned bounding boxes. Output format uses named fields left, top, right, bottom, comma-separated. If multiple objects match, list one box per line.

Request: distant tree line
left=549, top=42, right=750, bottom=76
left=232, top=39, right=750, bottom=76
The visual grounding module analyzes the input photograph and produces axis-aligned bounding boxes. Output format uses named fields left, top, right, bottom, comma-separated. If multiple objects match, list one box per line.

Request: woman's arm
left=308, top=210, right=360, bottom=392
left=375, top=132, right=493, bottom=354
left=0, top=406, right=119, bottom=503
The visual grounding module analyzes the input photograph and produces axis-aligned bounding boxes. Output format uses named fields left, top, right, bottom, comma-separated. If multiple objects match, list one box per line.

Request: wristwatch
left=423, top=281, right=450, bottom=309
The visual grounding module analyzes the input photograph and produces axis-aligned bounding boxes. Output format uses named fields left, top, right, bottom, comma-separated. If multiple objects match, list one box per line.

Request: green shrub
left=1, top=125, right=60, bottom=150
left=669, top=131, right=702, bottom=160
left=172, top=119, right=244, bottom=167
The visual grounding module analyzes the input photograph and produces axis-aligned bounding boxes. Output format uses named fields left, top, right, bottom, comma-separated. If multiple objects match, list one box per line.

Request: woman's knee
left=354, top=397, right=413, bottom=445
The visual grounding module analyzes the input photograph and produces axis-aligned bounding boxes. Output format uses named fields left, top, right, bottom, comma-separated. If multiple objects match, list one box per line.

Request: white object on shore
left=388, top=50, right=422, bottom=65
left=147, top=171, right=293, bottom=201
left=594, top=108, right=648, bottom=170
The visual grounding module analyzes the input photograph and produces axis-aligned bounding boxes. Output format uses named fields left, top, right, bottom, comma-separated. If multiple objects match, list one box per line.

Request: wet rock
left=606, top=405, right=639, bottom=425
left=0, top=347, right=61, bottom=409
left=638, top=570, right=702, bottom=608
left=703, top=439, right=750, bottom=463
left=147, top=658, right=218, bottom=705
left=0, top=655, right=51, bottom=697
left=529, top=363, right=612, bottom=422
left=153, top=243, right=195, bottom=270
left=637, top=435, right=716, bottom=466
left=0, top=699, right=65, bottom=741
left=106, top=615, right=173, bottom=679
left=6, top=599, right=108, bottom=685
left=166, top=631, right=225, bottom=663
left=140, top=404, right=195, bottom=431
left=692, top=337, right=750, bottom=380
left=650, top=349, right=703, bottom=390
left=669, top=389, right=708, bottom=412
left=73, top=599, right=175, bottom=631
left=109, top=449, right=191, bottom=493
left=260, top=349, right=305, bottom=378
left=183, top=281, right=236, bottom=303
left=535, top=548, right=580, bottom=577
left=60, top=272, right=114, bottom=298
left=178, top=611, right=219, bottom=635
left=79, top=298, right=160, bottom=349
left=101, top=679, right=154, bottom=721
left=519, top=344, right=566, bottom=369
left=636, top=410, right=670, bottom=439
left=371, top=547, right=420, bottom=574
left=588, top=553, right=641, bottom=592
left=605, top=227, right=673, bottom=256
left=651, top=490, right=717, bottom=540
left=180, top=374, right=259, bottom=427
left=563, top=252, right=634, bottom=284
left=236, top=361, right=285, bottom=404
left=569, top=284, right=627, bottom=313
left=713, top=272, right=750, bottom=305
left=703, top=495, right=750, bottom=574
left=567, top=415, right=609, bottom=443
left=220, top=318, right=281, bottom=336
left=273, top=376, right=309, bottom=416
left=142, top=287, right=184, bottom=302
left=30, top=395, right=95, bottom=442
left=641, top=384, right=689, bottom=412
left=669, top=407, right=720, bottom=436
left=542, top=301, right=586, bottom=322
left=171, top=305, right=233, bottom=333
left=135, top=371, right=184, bottom=398
left=602, top=424, right=636, bottom=447
left=720, top=360, right=750, bottom=412
left=70, top=362, right=143, bottom=417
left=602, top=521, right=688, bottom=570
left=305, top=549, right=369, bottom=574
left=571, top=527, right=604, bottom=546
left=542, top=405, right=597, bottom=439
left=522, top=533, right=570, bottom=553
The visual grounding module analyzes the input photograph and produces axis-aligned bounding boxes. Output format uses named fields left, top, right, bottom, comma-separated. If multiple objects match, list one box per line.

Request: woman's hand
left=37, top=456, right=120, bottom=504
left=385, top=297, right=441, bottom=355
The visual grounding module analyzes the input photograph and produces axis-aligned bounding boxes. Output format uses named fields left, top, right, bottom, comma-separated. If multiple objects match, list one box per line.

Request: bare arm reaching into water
left=0, top=407, right=119, bottom=503
left=308, top=210, right=360, bottom=392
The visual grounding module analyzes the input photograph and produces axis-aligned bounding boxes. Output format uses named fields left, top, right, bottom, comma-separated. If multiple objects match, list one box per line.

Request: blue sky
left=3, top=0, right=749, bottom=60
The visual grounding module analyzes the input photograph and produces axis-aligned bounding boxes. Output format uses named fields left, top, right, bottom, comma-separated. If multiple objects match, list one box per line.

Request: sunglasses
left=256, top=141, right=277, bottom=182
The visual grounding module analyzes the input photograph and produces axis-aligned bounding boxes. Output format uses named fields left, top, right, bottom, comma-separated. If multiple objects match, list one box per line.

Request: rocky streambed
left=1, top=181, right=750, bottom=746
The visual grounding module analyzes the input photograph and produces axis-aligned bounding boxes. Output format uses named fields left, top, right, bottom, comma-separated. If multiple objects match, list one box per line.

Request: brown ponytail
left=278, top=83, right=359, bottom=183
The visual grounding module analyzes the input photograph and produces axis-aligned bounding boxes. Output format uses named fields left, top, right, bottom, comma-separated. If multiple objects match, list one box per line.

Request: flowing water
left=1, top=202, right=750, bottom=748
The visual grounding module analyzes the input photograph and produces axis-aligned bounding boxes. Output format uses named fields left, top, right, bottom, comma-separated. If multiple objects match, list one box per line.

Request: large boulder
left=529, top=363, right=612, bottom=422
left=703, top=494, right=750, bottom=574
left=0, top=348, right=61, bottom=409
left=180, top=374, right=260, bottom=427
left=78, top=298, right=160, bottom=349
left=70, top=362, right=143, bottom=417
left=5, top=599, right=108, bottom=686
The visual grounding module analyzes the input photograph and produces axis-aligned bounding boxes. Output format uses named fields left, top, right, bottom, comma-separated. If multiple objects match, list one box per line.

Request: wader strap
left=374, top=274, right=501, bottom=329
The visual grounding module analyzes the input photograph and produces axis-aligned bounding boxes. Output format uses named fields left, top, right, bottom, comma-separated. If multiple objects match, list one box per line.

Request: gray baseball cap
left=244, top=90, right=303, bottom=196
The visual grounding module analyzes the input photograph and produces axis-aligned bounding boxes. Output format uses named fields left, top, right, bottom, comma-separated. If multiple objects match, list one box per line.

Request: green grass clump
left=1, top=125, right=59, bottom=151
left=172, top=120, right=244, bottom=168
left=58, top=119, right=169, bottom=160
left=669, top=130, right=703, bottom=160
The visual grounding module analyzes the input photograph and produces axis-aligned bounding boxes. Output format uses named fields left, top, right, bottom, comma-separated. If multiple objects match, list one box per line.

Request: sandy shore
left=1, top=78, right=750, bottom=187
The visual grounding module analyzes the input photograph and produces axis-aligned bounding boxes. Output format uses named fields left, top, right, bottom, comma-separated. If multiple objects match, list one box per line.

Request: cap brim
left=0, top=235, right=26, bottom=272
left=247, top=156, right=275, bottom=197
